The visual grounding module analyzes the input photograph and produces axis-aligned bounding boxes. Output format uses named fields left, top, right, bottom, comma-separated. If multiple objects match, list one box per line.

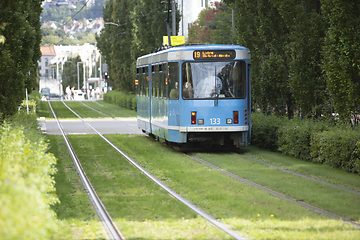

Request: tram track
left=56, top=100, right=247, bottom=240
left=48, top=100, right=125, bottom=240
left=186, top=153, right=360, bottom=229
left=49, top=99, right=360, bottom=238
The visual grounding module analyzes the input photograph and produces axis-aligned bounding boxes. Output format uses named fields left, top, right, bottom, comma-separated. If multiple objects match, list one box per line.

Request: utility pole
left=165, top=0, right=172, bottom=46
left=77, top=62, right=85, bottom=90
left=172, top=0, right=176, bottom=36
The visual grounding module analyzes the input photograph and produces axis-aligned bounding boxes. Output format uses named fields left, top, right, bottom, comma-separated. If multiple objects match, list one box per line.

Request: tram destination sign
left=193, top=50, right=236, bottom=60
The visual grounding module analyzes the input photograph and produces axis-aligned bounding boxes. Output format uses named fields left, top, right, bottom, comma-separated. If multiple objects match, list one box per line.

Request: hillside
left=41, top=0, right=106, bottom=45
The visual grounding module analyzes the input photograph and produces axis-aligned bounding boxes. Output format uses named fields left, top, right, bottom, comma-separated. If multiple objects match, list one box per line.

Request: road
left=39, top=118, right=142, bottom=135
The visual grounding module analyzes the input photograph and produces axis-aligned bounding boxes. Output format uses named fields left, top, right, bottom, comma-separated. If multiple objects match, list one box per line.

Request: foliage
left=224, top=0, right=328, bottom=119
left=61, top=56, right=84, bottom=91
left=0, top=0, right=42, bottom=120
left=103, top=90, right=137, bottom=111
left=96, top=0, right=136, bottom=92
left=41, top=28, right=97, bottom=46
left=96, top=0, right=180, bottom=92
left=188, top=2, right=234, bottom=44
left=0, top=112, right=58, bottom=239
left=251, top=111, right=285, bottom=151
left=311, top=128, right=360, bottom=173
left=41, top=1, right=106, bottom=24
left=277, top=117, right=330, bottom=161
left=322, top=0, right=360, bottom=120
left=252, top=112, right=360, bottom=174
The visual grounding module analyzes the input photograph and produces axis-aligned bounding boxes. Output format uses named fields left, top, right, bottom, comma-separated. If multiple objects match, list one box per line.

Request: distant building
left=39, top=46, right=56, bottom=79
left=39, top=46, right=62, bottom=94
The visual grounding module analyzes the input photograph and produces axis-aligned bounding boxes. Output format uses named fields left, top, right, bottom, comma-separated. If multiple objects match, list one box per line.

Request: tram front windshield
left=182, top=61, right=246, bottom=99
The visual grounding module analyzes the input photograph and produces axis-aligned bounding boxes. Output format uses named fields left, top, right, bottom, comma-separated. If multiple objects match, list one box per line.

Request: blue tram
left=136, top=44, right=251, bottom=148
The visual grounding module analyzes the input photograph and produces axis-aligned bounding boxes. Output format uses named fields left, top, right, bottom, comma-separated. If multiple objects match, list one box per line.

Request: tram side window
left=162, top=63, right=167, bottom=98
left=143, top=67, right=148, bottom=96
left=182, top=62, right=194, bottom=99
left=152, top=65, right=156, bottom=97
left=158, top=64, right=162, bottom=98
left=168, top=62, right=179, bottom=99
left=141, top=67, right=144, bottom=96
left=136, top=68, right=140, bottom=95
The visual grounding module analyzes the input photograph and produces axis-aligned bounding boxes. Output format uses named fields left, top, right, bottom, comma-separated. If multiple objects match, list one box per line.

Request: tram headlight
left=198, top=119, right=204, bottom=125
left=226, top=118, right=233, bottom=124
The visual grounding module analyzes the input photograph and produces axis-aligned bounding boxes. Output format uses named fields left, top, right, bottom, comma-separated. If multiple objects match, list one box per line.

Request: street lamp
left=77, top=62, right=85, bottom=90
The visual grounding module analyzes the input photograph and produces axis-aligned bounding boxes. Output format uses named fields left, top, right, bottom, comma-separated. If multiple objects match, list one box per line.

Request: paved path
left=39, top=118, right=142, bottom=135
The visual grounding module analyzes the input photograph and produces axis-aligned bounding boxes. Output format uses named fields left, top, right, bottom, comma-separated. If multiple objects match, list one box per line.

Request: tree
left=322, top=0, right=360, bottom=120
left=96, top=0, right=180, bottom=92
left=0, top=0, right=42, bottom=120
left=61, top=56, right=83, bottom=91
left=188, top=2, right=234, bottom=44
left=96, top=0, right=136, bottom=92
left=224, top=0, right=328, bottom=119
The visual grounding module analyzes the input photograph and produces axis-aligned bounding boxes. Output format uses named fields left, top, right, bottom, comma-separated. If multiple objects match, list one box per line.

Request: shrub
left=251, top=111, right=285, bottom=151
left=277, top=118, right=329, bottom=161
left=311, top=127, right=360, bottom=172
left=103, top=90, right=137, bottom=111
left=19, top=99, right=37, bottom=114
left=251, top=112, right=360, bottom=174
left=132, top=95, right=137, bottom=111
left=0, top=112, right=58, bottom=238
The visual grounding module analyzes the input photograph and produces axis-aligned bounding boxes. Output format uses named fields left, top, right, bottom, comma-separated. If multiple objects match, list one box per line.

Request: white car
left=73, top=89, right=84, bottom=100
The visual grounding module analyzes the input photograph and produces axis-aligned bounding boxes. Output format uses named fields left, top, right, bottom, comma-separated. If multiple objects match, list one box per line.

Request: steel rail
left=187, top=154, right=360, bottom=229
left=48, top=100, right=125, bottom=240
left=61, top=100, right=247, bottom=240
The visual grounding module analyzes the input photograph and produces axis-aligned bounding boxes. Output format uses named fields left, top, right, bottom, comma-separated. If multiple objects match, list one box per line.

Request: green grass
left=244, top=146, right=360, bottom=192
left=192, top=151, right=360, bottom=222
left=46, top=101, right=78, bottom=119
left=47, top=132, right=360, bottom=239
left=67, top=134, right=231, bottom=239
left=103, top=135, right=359, bottom=240
left=84, top=100, right=137, bottom=118
left=47, top=135, right=107, bottom=239
left=37, top=101, right=54, bottom=118
left=62, top=101, right=107, bottom=118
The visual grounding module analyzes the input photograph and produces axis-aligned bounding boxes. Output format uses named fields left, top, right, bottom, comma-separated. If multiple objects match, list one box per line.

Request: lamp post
left=77, top=62, right=85, bottom=90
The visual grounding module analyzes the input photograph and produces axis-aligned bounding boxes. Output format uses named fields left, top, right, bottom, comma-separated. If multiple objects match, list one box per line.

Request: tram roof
left=136, top=44, right=250, bottom=66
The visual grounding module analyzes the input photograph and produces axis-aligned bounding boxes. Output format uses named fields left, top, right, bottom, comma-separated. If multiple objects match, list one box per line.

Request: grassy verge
left=244, top=146, right=360, bottom=192
left=47, top=135, right=107, bottom=239
left=192, top=150, right=360, bottom=222
left=37, top=100, right=54, bottom=118
left=45, top=101, right=78, bottom=119
left=67, top=134, right=230, bottom=239
left=82, top=100, right=137, bottom=118
left=62, top=101, right=107, bottom=118
left=102, top=135, right=359, bottom=239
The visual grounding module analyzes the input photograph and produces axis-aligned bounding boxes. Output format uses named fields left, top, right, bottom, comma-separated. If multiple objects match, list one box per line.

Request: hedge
left=0, top=111, right=59, bottom=239
left=277, top=117, right=330, bottom=161
left=251, top=112, right=286, bottom=151
left=251, top=111, right=360, bottom=174
left=103, top=90, right=137, bottom=111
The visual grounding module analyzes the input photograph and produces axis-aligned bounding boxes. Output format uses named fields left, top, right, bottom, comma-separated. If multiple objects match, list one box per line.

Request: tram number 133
left=210, top=118, right=221, bottom=125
